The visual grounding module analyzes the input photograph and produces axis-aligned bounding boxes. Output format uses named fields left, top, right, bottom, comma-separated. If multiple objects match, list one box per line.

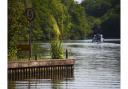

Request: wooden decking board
left=8, top=59, right=75, bottom=69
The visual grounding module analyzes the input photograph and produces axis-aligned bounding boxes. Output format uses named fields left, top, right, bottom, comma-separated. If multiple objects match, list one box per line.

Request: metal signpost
left=25, top=8, right=35, bottom=60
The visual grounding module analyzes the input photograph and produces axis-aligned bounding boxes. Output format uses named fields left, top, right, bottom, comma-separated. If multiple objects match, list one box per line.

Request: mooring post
left=66, top=49, right=68, bottom=59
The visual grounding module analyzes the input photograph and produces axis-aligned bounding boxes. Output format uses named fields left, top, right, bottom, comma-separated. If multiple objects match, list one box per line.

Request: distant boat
left=92, top=34, right=104, bottom=43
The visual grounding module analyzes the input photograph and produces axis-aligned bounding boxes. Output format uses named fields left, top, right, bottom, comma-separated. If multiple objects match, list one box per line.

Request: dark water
left=8, top=39, right=120, bottom=89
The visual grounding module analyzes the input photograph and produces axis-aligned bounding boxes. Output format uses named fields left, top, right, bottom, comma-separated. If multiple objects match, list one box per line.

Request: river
left=8, top=39, right=120, bottom=89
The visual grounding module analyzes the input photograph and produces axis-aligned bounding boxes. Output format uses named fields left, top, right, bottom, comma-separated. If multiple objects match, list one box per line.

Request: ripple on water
left=8, top=40, right=120, bottom=89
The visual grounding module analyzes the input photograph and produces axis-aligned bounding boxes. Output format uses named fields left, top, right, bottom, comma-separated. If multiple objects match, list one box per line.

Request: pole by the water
left=29, top=22, right=32, bottom=60
left=25, top=8, right=35, bottom=60
left=66, top=49, right=68, bottom=59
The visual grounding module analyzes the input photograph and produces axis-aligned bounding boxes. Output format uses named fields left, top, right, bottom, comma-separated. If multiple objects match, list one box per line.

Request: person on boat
left=97, top=33, right=101, bottom=42
left=92, top=24, right=102, bottom=42
left=100, top=34, right=104, bottom=42
left=92, top=33, right=104, bottom=43
left=92, top=34, right=97, bottom=42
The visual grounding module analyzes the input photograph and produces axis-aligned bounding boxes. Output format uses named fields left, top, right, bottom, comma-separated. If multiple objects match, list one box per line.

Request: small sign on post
left=25, top=8, right=35, bottom=22
left=25, top=8, right=35, bottom=60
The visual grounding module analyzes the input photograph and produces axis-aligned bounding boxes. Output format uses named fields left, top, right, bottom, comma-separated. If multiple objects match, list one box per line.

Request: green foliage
left=50, top=40, right=64, bottom=59
left=48, top=14, right=61, bottom=38
left=81, top=0, right=120, bottom=38
left=8, top=0, right=120, bottom=59
left=8, top=0, right=28, bottom=59
left=8, top=46, right=18, bottom=60
left=48, top=14, right=64, bottom=59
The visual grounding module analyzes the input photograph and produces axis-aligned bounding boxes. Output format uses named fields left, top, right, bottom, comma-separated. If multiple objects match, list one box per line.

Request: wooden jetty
left=8, top=59, right=75, bottom=80
left=8, top=59, right=75, bottom=69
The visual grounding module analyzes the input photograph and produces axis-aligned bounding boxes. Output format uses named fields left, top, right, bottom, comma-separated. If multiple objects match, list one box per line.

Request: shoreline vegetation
left=8, top=0, right=120, bottom=60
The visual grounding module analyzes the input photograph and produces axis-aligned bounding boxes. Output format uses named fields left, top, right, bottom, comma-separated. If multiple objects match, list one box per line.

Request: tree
left=8, top=0, right=28, bottom=59
left=81, top=0, right=120, bottom=38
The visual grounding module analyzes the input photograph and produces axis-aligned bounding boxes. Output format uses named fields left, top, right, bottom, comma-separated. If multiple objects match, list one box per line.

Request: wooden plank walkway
left=8, top=59, right=75, bottom=80
left=8, top=59, right=75, bottom=69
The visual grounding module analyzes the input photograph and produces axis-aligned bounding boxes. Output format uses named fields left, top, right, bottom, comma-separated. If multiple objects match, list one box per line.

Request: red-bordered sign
left=25, top=8, right=35, bottom=22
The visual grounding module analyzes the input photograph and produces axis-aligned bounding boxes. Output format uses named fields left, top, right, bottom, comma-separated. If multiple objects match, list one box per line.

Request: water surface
left=8, top=39, right=120, bottom=89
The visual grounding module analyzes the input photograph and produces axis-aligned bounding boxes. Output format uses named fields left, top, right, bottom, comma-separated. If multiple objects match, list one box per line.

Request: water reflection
left=8, top=40, right=120, bottom=89
left=8, top=66, right=74, bottom=89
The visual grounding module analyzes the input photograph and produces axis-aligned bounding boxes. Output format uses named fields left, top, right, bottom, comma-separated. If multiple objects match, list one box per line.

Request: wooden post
left=66, top=49, right=68, bottom=59
left=29, top=22, right=32, bottom=60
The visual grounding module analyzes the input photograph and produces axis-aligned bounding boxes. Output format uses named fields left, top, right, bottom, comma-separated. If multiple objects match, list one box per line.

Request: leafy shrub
left=50, top=40, right=64, bottom=59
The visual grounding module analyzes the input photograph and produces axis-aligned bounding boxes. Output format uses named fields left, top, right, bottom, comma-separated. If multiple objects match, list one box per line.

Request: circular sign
left=25, top=8, right=35, bottom=22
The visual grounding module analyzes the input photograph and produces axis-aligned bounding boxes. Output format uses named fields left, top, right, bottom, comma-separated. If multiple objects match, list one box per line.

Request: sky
left=74, top=0, right=84, bottom=3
